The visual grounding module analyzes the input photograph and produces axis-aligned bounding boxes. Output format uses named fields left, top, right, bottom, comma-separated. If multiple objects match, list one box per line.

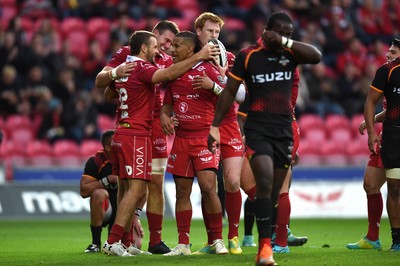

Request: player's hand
left=171, top=115, right=179, bottom=127
left=107, top=174, right=118, bottom=189
left=132, top=215, right=144, bottom=249
left=261, top=30, right=283, bottom=48
left=198, top=44, right=220, bottom=61
left=209, top=58, right=228, bottom=77
left=193, top=71, right=213, bottom=90
left=116, top=62, right=137, bottom=79
left=367, top=132, right=380, bottom=154
left=160, top=114, right=175, bottom=136
left=358, top=120, right=367, bottom=135
left=208, top=126, right=220, bottom=154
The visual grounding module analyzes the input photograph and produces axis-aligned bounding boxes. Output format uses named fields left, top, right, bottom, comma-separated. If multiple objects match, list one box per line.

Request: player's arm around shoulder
left=151, top=44, right=217, bottom=84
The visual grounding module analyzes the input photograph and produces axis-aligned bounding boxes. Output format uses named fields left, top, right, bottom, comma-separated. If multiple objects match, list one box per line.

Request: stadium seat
left=87, top=17, right=111, bottom=53
left=325, top=114, right=350, bottom=136
left=2, top=140, right=28, bottom=167
left=169, top=17, right=192, bottom=31
left=4, top=115, right=33, bottom=138
left=346, top=140, right=370, bottom=166
left=53, top=140, right=82, bottom=167
left=297, top=139, right=322, bottom=167
left=87, top=17, right=111, bottom=36
left=60, top=17, right=86, bottom=37
left=320, top=140, right=348, bottom=166
left=97, top=114, right=116, bottom=132
left=350, top=114, right=365, bottom=137
left=303, top=127, right=327, bottom=147
left=329, top=127, right=353, bottom=151
left=124, top=18, right=147, bottom=31
left=26, top=140, right=54, bottom=167
left=64, top=30, right=89, bottom=60
left=223, top=17, right=247, bottom=31
left=80, top=139, right=103, bottom=159
left=298, top=114, right=324, bottom=137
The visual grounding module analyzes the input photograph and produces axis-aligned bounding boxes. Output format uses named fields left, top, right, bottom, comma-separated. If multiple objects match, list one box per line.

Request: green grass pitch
left=0, top=218, right=398, bottom=265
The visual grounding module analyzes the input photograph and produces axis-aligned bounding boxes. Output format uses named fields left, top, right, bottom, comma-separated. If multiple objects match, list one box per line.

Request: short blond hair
left=194, top=12, right=224, bottom=30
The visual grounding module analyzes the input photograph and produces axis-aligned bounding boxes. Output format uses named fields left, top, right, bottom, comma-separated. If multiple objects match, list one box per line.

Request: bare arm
left=160, top=104, right=175, bottom=136
left=104, top=86, right=118, bottom=100
left=358, top=109, right=386, bottom=135
left=151, top=44, right=216, bottom=84
left=364, top=89, right=383, bottom=154
left=208, top=76, right=242, bottom=153
left=95, top=62, right=136, bottom=89
left=79, top=174, right=118, bottom=198
left=261, top=31, right=322, bottom=64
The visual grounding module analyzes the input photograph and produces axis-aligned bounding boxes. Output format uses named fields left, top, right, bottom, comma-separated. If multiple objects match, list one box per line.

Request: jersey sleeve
left=82, top=157, right=100, bottom=180
left=229, top=50, right=246, bottom=82
left=107, top=46, right=130, bottom=68
left=138, top=62, right=159, bottom=86
left=370, top=65, right=389, bottom=93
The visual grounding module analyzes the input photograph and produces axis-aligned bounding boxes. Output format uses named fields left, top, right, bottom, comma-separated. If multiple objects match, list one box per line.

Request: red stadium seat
left=64, top=30, right=89, bottom=60
left=329, top=127, right=353, bottom=151
left=60, top=17, right=86, bottom=37
left=350, top=114, right=365, bottom=137
left=320, top=140, right=348, bottom=166
left=303, top=127, right=327, bottom=147
left=97, top=114, right=116, bottom=132
left=298, top=114, right=324, bottom=137
left=346, top=139, right=370, bottom=166
left=53, top=140, right=82, bottom=167
left=2, top=140, right=28, bottom=167
left=80, top=139, right=103, bottom=159
left=223, top=17, right=247, bottom=31
left=325, top=114, right=350, bottom=136
left=87, top=17, right=111, bottom=37
left=5, top=115, right=32, bottom=136
left=297, top=139, right=322, bottom=167
left=26, top=140, right=54, bottom=167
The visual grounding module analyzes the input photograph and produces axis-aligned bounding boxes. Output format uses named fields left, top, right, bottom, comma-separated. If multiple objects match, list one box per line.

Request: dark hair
left=153, top=20, right=179, bottom=35
left=175, top=31, right=202, bottom=53
left=393, top=38, right=400, bottom=48
left=265, top=11, right=293, bottom=30
left=101, top=130, right=114, bottom=148
left=129, top=30, right=155, bottom=55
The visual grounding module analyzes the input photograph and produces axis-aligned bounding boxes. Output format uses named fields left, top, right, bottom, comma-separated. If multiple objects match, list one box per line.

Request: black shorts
left=381, top=124, right=400, bottom=168
left=245, top=126, right=293, bottom=169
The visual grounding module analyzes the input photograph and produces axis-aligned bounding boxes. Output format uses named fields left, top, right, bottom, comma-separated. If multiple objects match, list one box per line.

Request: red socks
left=225, top=190, right=242, bottom=239
left=147, top=212, right=163, bottom=247
left=275, top=192, right=290, bottom=246
left=366, top=193, right=383, bottom=241
left=176, top=209, right=192, bottom=245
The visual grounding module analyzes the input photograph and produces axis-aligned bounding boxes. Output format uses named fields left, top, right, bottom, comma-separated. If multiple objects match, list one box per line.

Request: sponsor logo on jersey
left=251, top=71, right=292, bottom=83
left=179, top=102, right=189, bottom=113
left=200, top=156, right=213, bottom=163
left=186, top=93, right=200, bottom=99
left=279, top=56, right=290, bottom=66
left=198, top=149, right=212, bottom=156
left=135, top=146, right=145, bottom=176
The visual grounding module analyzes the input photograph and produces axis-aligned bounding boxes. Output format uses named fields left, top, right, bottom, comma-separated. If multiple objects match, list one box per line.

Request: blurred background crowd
left=0, top=0, right=399, bottom=172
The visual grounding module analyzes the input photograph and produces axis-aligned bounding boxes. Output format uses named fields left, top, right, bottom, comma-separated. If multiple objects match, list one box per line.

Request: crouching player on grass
left=80, top=130, right=144, bottom=253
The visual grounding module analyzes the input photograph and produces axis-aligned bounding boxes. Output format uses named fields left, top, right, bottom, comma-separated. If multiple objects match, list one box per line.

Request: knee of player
left=90, top=188, right=109, bottom=202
